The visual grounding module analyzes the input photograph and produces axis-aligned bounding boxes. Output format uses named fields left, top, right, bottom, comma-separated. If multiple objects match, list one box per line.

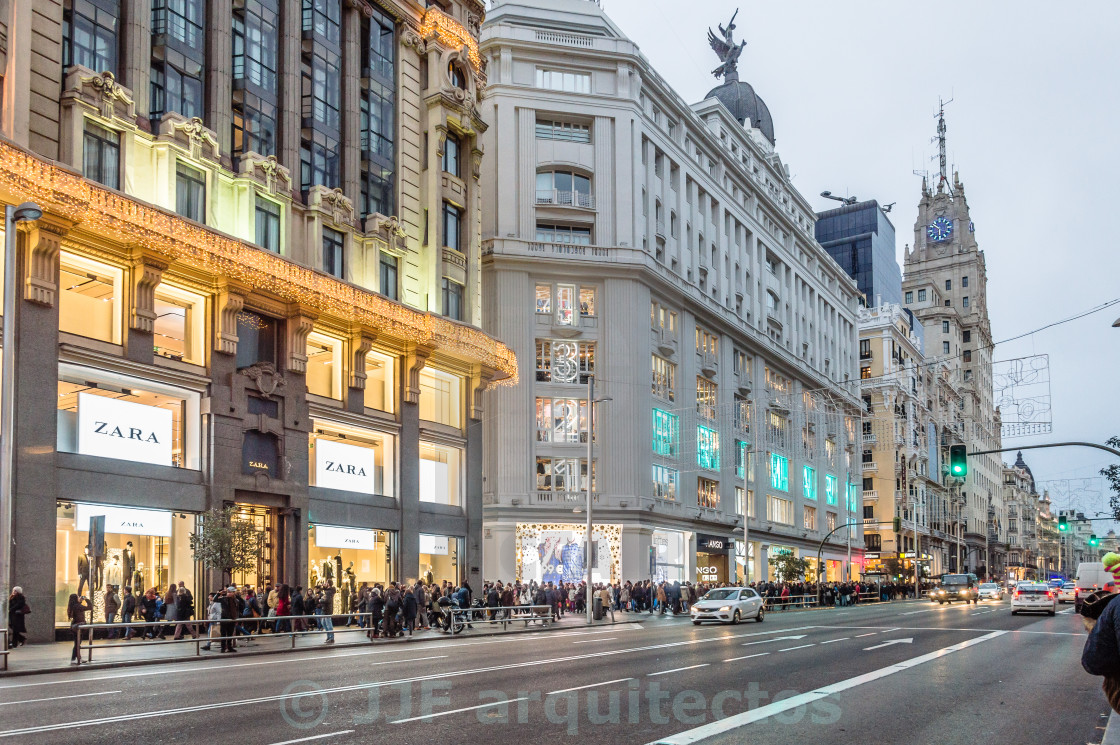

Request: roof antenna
left=933, top=97, right=954, bottom=196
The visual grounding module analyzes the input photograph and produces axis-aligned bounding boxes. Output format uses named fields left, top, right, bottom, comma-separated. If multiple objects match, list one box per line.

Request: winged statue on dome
left=707, top=9, right=746, bottom=81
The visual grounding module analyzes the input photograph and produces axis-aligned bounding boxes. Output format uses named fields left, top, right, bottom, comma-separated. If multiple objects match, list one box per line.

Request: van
left=1075, top=562, right=1116, bottom=611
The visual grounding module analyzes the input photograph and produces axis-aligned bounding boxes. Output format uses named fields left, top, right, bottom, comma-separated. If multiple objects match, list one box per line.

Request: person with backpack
left=402, top=584, right=418, bottom=636
left=384, top=582, right=402, bottom=637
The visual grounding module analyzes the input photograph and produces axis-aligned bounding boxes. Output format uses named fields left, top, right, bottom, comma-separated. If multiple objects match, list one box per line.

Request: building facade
left=900, top=116, right=1003, bottom=577
left=0, top=0, right=516, bottom=639
left=478, top=0, right=863, bottom=589
left=815, top=200, right=901, bottom=307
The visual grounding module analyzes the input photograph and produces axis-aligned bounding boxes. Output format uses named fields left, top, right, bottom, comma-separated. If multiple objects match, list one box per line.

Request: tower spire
left=935, top=97, right=953, bottom=196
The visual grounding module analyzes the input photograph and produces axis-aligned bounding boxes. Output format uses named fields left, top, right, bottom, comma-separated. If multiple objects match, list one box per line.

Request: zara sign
left=77, top=392, right=173, bottom=466
left=75, top=503, right=173, bottom=538
left=314, top=438, right=378, bottom=494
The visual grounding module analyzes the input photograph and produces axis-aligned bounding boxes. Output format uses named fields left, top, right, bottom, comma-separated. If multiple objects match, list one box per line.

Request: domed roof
left=706, top=78, right=774, bottom=144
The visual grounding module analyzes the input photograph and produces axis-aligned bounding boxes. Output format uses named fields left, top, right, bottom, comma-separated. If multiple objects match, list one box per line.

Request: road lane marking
left=547, top=677, right=633, bottom=695
left=723, top=652, right=770, bottom=662
left=390, top=697, right=530, bottom=724
left=0, top=690, right=121, bottom=706
left=648, top=664, right=709, bottom=677
left=0, top=627, right=818, bottom=735
left=819, top=638, right=850, bottom=644
left=572, top=637, right=616, bottom=644
left=777, top=644, right=814, bottom=652
left=269, top=732, right=355, bottom=745
left=741, top=634, right=807, bottom=647
left=647, top=630, right=1008, bottom=744
left=854, top=632, right=878, bottom=637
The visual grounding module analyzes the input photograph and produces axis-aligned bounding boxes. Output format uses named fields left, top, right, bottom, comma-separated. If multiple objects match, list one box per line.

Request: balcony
left=862, top=461, right=877, bottom=473
left=862, top=489, right=878, bottom=501
left=655, top=219, right=666, bottom=239
left=700, top=352, right=718, bottom=377
left=536, top=189, right=595, bottom=209
left=531, top=491, right=599, bottom=505
left=862, top=433, right=876, bottom=444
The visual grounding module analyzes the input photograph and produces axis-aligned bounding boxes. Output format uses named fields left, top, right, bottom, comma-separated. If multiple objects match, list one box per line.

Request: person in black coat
left=402, top=585, right=418, bottom=635
left=7, top=587, right=29, bottom=647
left=368, top=588, right=385, bottom=638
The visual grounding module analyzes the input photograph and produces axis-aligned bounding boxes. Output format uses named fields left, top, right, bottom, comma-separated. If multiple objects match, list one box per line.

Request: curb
left=0, top=616, right=643, bottom=678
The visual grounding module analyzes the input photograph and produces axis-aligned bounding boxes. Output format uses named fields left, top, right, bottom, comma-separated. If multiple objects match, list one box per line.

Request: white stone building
left=478, top=0, right=863, bottom=587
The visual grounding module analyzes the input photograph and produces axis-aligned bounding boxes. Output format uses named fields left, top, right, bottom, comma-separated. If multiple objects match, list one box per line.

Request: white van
left=1075, top=562, right=1116, bottom=610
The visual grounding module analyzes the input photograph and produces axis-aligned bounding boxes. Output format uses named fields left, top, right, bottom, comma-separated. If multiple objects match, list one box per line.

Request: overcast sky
left=599, top=0, right=1120, bottom=525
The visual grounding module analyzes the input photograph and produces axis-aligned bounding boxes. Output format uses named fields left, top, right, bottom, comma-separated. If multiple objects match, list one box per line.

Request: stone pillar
left=1, top=0, right=33, bottom=145
left=398, top=346, right=431, bottom=584
left=125, top=246, right=171, bottom=364
left=340, top=2, right=364, bottom=208
left=206, top=0, right=234, bottom=160
left=12, top=222, right=67, bottom=641
left=121, top=0, right=153, bottom=122
left=344, top=327, right=375, bottom=415
left=278, top=0, right=303, bottom=193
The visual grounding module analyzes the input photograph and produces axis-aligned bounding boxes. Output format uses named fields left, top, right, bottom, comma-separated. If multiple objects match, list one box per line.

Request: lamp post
left=0, top=202, right=43, bottom=628
left=585, top=375, right=611, bottom=624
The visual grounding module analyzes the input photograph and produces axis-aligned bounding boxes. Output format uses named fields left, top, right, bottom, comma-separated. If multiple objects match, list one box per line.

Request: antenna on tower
left=933, top=97, right=954, bottom=196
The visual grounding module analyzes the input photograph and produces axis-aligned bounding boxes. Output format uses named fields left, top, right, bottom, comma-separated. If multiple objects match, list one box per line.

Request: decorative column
left=212, top=279, right=250, bottom=356
left=206, top=0, right=234, bottom=160
left=278, top=0, right=303, bottom=186
left=121, top=0, right=153, bottom=121
left=341, top=1, right=367, bottom=207
left=398, top=345, right=432, bottom=584
left=126, top=245, right=172, bottom=363
left=345, top=326, right=376, bottom=414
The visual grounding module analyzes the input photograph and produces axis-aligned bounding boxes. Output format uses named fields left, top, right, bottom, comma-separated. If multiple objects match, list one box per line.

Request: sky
left=597, top=0, right=1120, bottom=526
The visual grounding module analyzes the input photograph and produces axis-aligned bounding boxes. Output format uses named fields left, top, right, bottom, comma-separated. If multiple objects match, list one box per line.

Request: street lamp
left=0, top=202, right=43, bottom=629
left=585, top=375, right=611, bottom=624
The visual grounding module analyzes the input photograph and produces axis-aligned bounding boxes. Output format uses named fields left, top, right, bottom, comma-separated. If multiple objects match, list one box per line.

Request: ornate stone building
left=0, top=0, right=514, bottom=639
left=479, top=0, right=862, bottom=587
left=901, top=111, right=1003, bottom=576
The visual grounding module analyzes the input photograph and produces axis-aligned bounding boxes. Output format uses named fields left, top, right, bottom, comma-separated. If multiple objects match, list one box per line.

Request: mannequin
left=105, top=553, right=123, bottom=589
left=133, top=562, right=145, bottom=593
left=561, top=536, right=583, bottom=583
left=345, top=562, right=356, bottom=596
left=321, top=558, right=334, bottom=582
left=77, top=547, right=91, bottom=597
left=122, top=542, right=136, bottom=587
left=92, top=540, right=105, bottom=592
left=333, top=553, right=343, bottom=593
left=309, top=564, right=319, bottom=588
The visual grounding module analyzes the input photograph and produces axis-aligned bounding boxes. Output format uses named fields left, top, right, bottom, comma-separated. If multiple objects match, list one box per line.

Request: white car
left=691, top=587, right=764, bottom=625
left=1011, top=583, right=1057, bottom=616
left=977, top=583, right=1004, bottom=601
left=1057, top=582, right=1077, bottom=604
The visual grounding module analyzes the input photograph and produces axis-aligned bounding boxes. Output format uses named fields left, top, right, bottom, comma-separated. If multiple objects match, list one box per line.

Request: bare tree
left=189, top=507, right=263, bottom=585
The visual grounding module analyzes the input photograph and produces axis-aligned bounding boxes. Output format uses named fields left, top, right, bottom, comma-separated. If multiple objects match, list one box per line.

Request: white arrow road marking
left=741, top=634, right=807, bottom=647
left=863, top=638, right=914, bottom=651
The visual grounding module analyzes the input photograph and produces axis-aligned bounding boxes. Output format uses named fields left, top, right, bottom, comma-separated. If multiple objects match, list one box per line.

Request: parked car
left=690, top=587, right=764, bottom=625
left=977, top=583, right=1004, bottom=601
left=1011, top=583, right=1057, bottom=616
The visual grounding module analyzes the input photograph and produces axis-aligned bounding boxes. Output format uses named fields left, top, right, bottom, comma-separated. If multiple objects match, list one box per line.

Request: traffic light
left=1091, top=534, right=1100, bottom=547
left=893, top=516, right=902, bottom=533
left=949, top=444, right=968, bottom=477
left=1059, top=515, right=1069, bottom=532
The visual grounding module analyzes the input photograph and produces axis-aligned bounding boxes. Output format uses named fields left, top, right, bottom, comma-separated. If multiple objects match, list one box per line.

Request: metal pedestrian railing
left=0, top=628, right=7, bottom=671
left=443, top=604, right=555, bottom=634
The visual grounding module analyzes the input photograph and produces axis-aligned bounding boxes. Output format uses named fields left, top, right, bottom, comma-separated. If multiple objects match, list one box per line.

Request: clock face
left=927, top=216, right=953, bottom=242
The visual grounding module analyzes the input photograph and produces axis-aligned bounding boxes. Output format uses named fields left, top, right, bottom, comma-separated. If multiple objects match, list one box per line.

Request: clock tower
left=901, top=106, right=1003, bottom=577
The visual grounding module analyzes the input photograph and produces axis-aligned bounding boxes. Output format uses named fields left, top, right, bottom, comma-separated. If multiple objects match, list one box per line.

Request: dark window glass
left=255, top=198, right=281, bottom=253
left=442, top=134, right=461, bottom=177
left=150, top=60, right=204, bottom=124
left=235, top=311, right=278, bottom=369
left=302, top=0, right=341, bottom=45
left=64, top=0, right=120, bottom=75
left=448, top=62, right=466, bottom=89
left=175, top=162, right=206, bottom=223
left=322, top=227, right=345, bottom=278
left=152, top=0, right=205, bottom=49
left=360, top=8, right=395, bottom=217
left=443, top=202, right=462, bottom=252
left=442, top=278, right=463, bottom=321
left=83, top=121, right=120, bottom=189
left=963, top=330, right=971, bottom=343
left=232, top=92, right=277, bottom=159
left=300, top=0, right=342, bottom=194
left=379, top=253, right=399, bottom=301
left=300, top=132, right=340, bottom=193
left=232, top=1, right=279, bottom=160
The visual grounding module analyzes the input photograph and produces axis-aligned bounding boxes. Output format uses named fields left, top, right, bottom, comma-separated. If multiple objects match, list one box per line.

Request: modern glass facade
left=815, top=200, right=901, bottom=306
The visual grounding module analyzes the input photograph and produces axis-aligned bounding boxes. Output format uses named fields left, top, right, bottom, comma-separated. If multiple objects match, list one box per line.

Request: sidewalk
left=0, top=612, right=641, bottom=677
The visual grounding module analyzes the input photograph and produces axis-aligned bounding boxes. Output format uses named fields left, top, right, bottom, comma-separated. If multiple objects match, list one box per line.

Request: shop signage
left=420, top=534, right=449, bottom=556
left=697, top=565, right=721, bottom=580
left=697, top=534, right=730, bottom=553
left=77, top=392, right=173, bottom=467
left=75, top=503, right=173, bottom=538
left=243, top=431, right=278, bottom=476
left=314, top=438, right=377, bottom=494
left=315, top=525, right=376, bottom=551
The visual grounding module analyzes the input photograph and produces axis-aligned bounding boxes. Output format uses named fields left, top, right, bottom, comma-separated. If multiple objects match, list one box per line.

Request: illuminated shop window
left=60, top=251, right=123, bottom=344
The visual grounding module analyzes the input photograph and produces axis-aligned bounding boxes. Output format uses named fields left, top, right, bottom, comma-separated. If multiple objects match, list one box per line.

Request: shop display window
left=419, top=441, right=462, bottom=506
left=364, top=349, right=396, bottom=413
left=308, top=525, right=395, bottom=613
left=56, top=364, right=201, bottom=469
left=418, top=367, right=462, bottom=428
left=306, top=331, right=343, bottom=399
left=153, top=283, right=206, bottom=364
left=419, top=534, right=462, bottom=586
left=652, top=530, right=686, bottom=583
left=59, top=251, right=123, bottom=344
left=54, top=502, right=197, bottom=627
left=515, top=523, right=621, bottom=585
left=310, top=421, right=395, bottom=497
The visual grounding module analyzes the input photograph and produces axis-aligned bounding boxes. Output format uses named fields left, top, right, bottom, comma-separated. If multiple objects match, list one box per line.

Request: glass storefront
left=696, top=534, right=731, bottom=585
left=419, top=441, right=462, bottom=506
left=514, top=523, right=622, bottom=585
left=419, top=533, right=462, bottom=586
left=652, top=529, right=686, bottom=583
left=310, top=421, right=396, bottom=497
left=230, top=504, right=276, bottom=590
left=308, top=525, right=396, bottom=614
left=734, top=539, right=757, bottom=585
left=766, top=545, right=797, bottom=582
left=55, top=502, right=196, bottom=627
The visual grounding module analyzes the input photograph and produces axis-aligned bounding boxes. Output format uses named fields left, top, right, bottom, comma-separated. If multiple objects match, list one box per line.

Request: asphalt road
left=0, top=599, right=1105, bottom=745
